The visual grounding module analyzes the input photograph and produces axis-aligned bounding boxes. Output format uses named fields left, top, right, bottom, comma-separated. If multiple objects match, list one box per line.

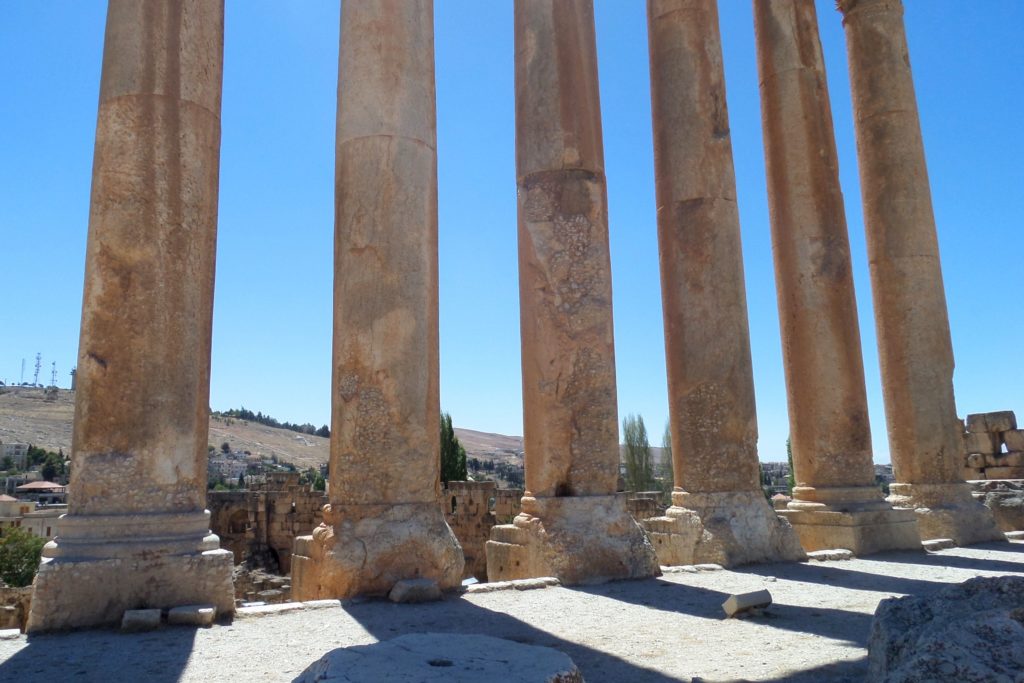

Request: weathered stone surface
left=807, top=549, right=854, bottom=562
left=494, top=0, right=657, bottom=585
left=722, top=589, right=772, bottom=618
left=28, top=0, right=234, bottom=632
left=121, top=609, right=162, bottom=632
left=443, top=481, right=497, bottom=581
left=389, top=579, right=442, bottom=604
left=963, top=431, right=1000, bottom=455
left=291, top=502, right=463, bottom=601
left=643, top=490, right=806, bottom=567
left=645, top=0, right=802, bottom=566
left=888, top=482, right=1004, bottom=545
left=986, top=466, right=1024, bottom=480
left=464, top=577, right=560, bottom=594
left=295, top=633, right=584, bottom=683
left=866, top=576, right=1024, bottom=682
left=755, top=0, right=919, bottom=557
left=966, top=411, right=1017, bottom=434
left=1003, top=429, right=1024, bottom=452
left=920, top=538, right=956, bottom=552
left=839, top=0, right=1002, bottom=542
left=965, top=453, right=986, bottom=469
left=290, top=0, right=464, bottom=601
left=970, top=479, right=1024, bottom=532
left=486, top=494, right=659, bottom=585
left=167, top=604, right=216, bottom=627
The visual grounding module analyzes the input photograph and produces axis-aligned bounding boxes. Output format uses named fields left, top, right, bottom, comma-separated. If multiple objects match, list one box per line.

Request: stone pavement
left=1, top=541, right=1021, bottom=682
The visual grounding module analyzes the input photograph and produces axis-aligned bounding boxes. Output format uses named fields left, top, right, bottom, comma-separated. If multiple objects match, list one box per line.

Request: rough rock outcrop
left=867, top=576, right=1024, bottom=682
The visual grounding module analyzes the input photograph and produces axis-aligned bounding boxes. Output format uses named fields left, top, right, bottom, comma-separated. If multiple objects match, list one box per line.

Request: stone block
left=806, top=549, right=854, bottom=561
left=722, top=589, right=772, bottom=618
left=984, top=452, right=1003, bottom=468
left=966, top=411, right=1017, bottom=434
left=998, top=451, right=1024, bottom=467
left=983, top=466, right=1024, bottom=480
left=921, top=538, right=956, bottom=551
left=167, top=605, right=216, bottom=627
left=0, top=629, right=21, bottom=641
left=965, top=453, right=986, bottom=469
left=121, top=609, right=162, bottom=632
left=963, top=431, right=1000, bottom=455
left=388, top=579, right=442, bottom=604
left=962, top=466, right=984, bottom=481
left=1004, top=430, right=1024, bottom=452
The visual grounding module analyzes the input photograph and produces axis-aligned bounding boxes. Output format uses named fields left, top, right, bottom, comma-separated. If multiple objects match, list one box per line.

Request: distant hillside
left=0, top=388, right=522, bottom=473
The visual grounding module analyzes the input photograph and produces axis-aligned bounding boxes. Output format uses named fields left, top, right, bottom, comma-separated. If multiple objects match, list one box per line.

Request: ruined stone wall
left=494, top=488, right=523, bottom=524
left=209, top=473, right=325, bottom=575
left=443, top=481, right=497, bottom=581
left=962, top=411, right=1024, bottom=480
left=0, top=586, right=32, bottom=631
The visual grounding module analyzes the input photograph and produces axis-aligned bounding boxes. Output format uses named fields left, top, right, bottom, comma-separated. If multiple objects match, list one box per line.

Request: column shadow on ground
left=0, top=625, right=198, bottom=682
left=736, top=560, right=948, bottom=596
left=327, top=594, right=679, bottom=683
left=864, top=542, right=1024, bottom=574
left=566, top=577, right=873, bottom=646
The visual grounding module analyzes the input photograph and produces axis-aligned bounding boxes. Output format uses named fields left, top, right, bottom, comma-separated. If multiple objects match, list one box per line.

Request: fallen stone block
left=121, top=609, right=162, bottom=632
left=0, top=629, right=21, bottom=641
left=296, top=632, right=583, bottom=682
left=963, top=430, right=1000, bottom=455
left=806, top=549, right=853, bottom=561
left=722, top=589, right=772, bottom=618
left=867, top=576, right=1024, bottom=682
left=1004, top=429, right=1024, bottom=452
left=167, top=604, right=216, bottom=627
left=694, top=563, right=724, bottom=572
left=966, top=411, right=1017, bottom=434
left=921, top=538, right=956, bottom=551
left=388, top=578, right=442, bottom=604
left=1006, top=530, right=1024, bottom=540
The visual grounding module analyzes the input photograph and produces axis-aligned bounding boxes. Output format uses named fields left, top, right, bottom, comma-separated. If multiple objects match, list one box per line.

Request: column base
left=290, top=501, right=464, bottom=601
left=780, top=485, right=921, bottom=555
left=485, top=493, right=659, bottom=585
left=888, top=482, right=1006, bottom=545
left=27, top=510, right=234, bottom=632
left=641, top=490, right=807, bottom=567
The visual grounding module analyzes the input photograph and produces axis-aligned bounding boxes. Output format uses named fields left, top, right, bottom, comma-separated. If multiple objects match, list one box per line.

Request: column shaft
left=28, top=0, right=233, bottom=632
left=640, top=0, right=805, bottom=566
left=290, top=0, right=464, bottom=600
left=839, top=0, right=1002, bottom=544
left=486, top=0, right=659, bottom=585
left=754, top=0, right=918, bottom=554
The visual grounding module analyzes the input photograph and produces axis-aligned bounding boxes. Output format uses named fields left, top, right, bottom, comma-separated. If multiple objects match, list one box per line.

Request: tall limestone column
left=754, top=0, right=919, bottom=554
left=27, top=0, right=234, bottom=632
left=837, top=0, right=1002, bottom=544
left=485, top=0, right=659, bottom=584
left=290, top=0, right=464, bottom=600
left=639, top=0, right=805, bottom=567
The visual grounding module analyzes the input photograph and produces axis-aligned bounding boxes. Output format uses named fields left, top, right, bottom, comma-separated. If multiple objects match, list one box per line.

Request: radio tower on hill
left=33, top=353, right=42, bottom=386
left=51, top=362, right=58, bottom=388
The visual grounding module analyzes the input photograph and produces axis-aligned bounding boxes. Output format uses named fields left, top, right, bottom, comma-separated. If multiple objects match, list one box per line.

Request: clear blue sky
left=2, top=2, right=1021, bottom=463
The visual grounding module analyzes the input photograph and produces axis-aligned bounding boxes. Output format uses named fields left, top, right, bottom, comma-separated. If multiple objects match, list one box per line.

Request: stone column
left=837, top=0, right=1002, bottom=544
left=753, top=0, right=919, bottom=555
left=290, top=0, right=464, bottom=600
left=27, top=0, right=234, bottom=632
left=638, top=0, right=805, bottom=567
left=485, top=0, right=658, bottom=585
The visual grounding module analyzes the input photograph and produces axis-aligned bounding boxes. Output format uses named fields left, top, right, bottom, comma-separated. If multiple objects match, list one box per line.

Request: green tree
left=313, top=473, right=326, bottom=492
left=0, top=527, right=47, bottom=587
left=440, top=412, right=467, bottom=484
left=238, top=472, right=246, bottom=489
left=220, top=441, right=230, bottom=454
left=0, top=455, right=15, bottom=472
left=623, top=414, right=655, bottom=492
left=41, top=452, right=64, bottom=482
left=660, top=421, right=675, bottom=504
left=786, top=437, right=795, bottom=494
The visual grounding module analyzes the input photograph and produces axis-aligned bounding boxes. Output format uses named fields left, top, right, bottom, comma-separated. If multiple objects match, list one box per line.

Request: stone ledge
left=463, top=577, right=560, bottom=594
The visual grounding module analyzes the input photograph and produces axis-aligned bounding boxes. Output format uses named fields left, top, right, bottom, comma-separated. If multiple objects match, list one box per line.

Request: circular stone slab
left=295, top=632, right=583, bottom=682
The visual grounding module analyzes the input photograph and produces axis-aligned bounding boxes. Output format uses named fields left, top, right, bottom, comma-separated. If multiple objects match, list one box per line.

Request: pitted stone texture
left=27, top=549, right=234, bottom=633
left=866, top=576, right=1024, bottom=682
left=642, top=490, right=805, bottom=568
left=486, top=494, right=659, bottom=585
left=647, top=0, right=761, bottom=496
left=71, top=0, right=224, bottom=518
left=841, top=0, right=979, bottom=504
left=755, top=0, right=881, bottom=504
left=888, top=482, right=1005, bottom=546
left=290, top=502, right=463, bottom=601
left=295, top=633, right=584, bottom=683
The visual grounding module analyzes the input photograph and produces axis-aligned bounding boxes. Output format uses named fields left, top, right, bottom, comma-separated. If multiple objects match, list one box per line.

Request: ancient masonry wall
left=963, top=411, right=1024, bottom=481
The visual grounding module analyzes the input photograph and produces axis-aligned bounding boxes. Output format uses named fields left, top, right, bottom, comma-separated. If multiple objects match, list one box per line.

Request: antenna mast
left=33, top=353, right=42, bottom=386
